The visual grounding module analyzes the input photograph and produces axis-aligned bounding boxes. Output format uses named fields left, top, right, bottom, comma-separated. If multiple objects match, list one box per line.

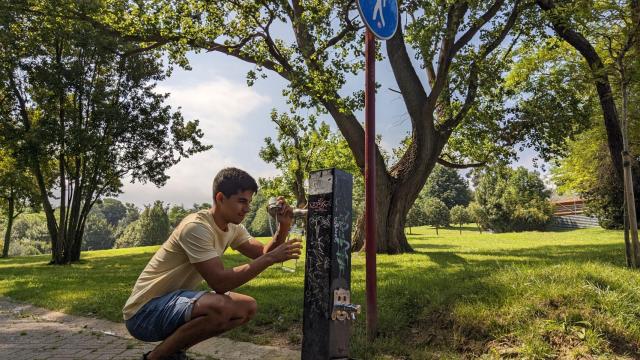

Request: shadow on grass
left=469, top=243, right=623, bottom=266
left=413, top=251, right=469, bottom=266
left=409, top=243, right=458, bottom=250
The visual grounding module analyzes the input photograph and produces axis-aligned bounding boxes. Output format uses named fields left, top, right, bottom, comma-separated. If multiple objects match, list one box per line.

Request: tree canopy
left=41, top=0, right=590, bottom=254
left=0, top=0, right=210, bottom=263
left=5, top=0, right=629, bottom=254
left=422, top=165, right=472, bottom=209
left=423, top=198, right=450, bottom=235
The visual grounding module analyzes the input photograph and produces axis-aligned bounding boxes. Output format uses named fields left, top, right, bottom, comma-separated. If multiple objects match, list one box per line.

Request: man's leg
left=146, top=292, right=257, bottom=360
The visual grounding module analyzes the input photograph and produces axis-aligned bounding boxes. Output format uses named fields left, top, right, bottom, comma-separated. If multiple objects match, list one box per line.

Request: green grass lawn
left=1, top=226, right=639, bottom=359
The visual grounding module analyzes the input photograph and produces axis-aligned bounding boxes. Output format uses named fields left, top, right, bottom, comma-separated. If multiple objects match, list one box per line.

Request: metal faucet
left=331, top=289, right=361, bottom=321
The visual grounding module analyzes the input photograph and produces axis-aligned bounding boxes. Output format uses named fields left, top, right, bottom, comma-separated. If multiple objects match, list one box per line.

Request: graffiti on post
left=333, top=213, right=351, bottom=279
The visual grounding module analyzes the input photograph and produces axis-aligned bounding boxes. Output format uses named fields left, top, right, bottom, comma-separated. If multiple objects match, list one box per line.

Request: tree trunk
left=68, top=231, right=83, bottom=262
left=435, top=226, right=439, bottom=236
left=353, top=191, right=414, bottom=253
left=10, top=74, right=61, bottom=263
left=623, top=152, right=640, bottom=267
left=294, top=168, right=307, bottom=208
left=352, top=214, right=365, bottom=251
left=352, top=174, right=420, bottom=253
left=2, top=193, right=15, bottom=258
left=624, top=197, right=632, bottom=267
left=620, top=65, right=639, bottom=267
left=32, top=163, right=62, bottom=264
left=632, top=1, right=640, bottom=53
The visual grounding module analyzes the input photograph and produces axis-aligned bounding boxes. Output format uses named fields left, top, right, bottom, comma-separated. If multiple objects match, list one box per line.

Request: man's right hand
left=267, top=238, right=303, bottom=264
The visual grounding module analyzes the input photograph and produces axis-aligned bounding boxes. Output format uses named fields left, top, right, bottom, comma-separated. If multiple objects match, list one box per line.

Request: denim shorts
left=125, top=289, right=207, bottom=342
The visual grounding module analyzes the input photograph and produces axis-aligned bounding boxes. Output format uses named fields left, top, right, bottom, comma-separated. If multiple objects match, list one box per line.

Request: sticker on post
left=309, top=170, right=333, bottom=195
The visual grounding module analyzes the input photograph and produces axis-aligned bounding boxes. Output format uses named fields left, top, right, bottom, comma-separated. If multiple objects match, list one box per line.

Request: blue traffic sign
left=357, top=0, right=399, bottom=40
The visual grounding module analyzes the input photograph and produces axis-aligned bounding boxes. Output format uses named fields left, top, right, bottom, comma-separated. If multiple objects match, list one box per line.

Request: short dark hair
left=212, top=167, right=258, bottom=199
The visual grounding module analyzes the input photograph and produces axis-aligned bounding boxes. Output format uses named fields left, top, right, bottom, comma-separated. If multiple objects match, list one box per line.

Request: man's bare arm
left=194, top=239, right=302, bottom=293
left=236, top=227, right=289, bottom=260
left=193, top=256, right=273, bottom=294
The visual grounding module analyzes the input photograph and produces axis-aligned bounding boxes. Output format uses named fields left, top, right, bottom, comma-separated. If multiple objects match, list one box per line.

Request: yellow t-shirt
left=122, top=209, right=252, bottom=320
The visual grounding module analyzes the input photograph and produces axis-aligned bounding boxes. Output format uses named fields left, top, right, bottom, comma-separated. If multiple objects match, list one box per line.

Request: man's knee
left=245, top=297, right=257, bottom=320
left=193, top=293, right=257, bottom=333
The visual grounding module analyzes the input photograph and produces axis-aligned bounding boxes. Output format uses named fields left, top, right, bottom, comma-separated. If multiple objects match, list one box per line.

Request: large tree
left=259, top=111, right=333, bottom=208
left=535, top=0, right=640, bottom=265
left=62, top=0, right=592, bottom=253
left=0, top=149, right=39, bottom=257
left=94, top=198, right=127, bottom=227
left=535, top=0, right=635, bottom=181
left=259, top=111, right=363, bottom=213
left=115, top=201, right=170, bottom=248
left=0, top=1, right=210, bottom=264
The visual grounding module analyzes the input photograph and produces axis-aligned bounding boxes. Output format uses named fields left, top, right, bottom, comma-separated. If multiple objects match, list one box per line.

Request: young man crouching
left=122, top=167, right=302, bottom=360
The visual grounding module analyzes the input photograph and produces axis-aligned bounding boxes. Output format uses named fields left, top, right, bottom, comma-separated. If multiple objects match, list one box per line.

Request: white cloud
left=118, top=78, right=272, bottom=207
left=156, top=79, right=270, bottom=146
left=118, top=150, right=233, bottom=207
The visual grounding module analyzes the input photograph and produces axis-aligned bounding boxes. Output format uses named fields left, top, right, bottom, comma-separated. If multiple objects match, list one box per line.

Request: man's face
left=217, top=190, right=253, bottom=225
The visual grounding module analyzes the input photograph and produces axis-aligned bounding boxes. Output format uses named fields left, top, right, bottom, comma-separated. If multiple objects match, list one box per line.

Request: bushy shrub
left=475, top=166, right=553, bottom=232
left=82, top=212, right=116, bottom=250
left=7, top=213, right=50, bottom=256
left=406, top=201, right=427, bottom=234
left=467, top=202, right=487, bottom=233
left=249, top=205, right=272, bottom=237
left=115, top=201, right=170, bottom=248
left=8, top=239, right=50, bottom=256
left=115, top=219, right=144, bottom=248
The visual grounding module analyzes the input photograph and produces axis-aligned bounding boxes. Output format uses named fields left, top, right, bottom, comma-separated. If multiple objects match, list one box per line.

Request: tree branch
left=439, top=1, right=522, bottom=133
left=437, top=157, right=486, bottom=169
left=438, top=64, right=479, bottom=132
left=291, top=0, right=318, bottom=58
left=427, top=3, right=468, bottom=109
left=451, top=0, right=506, bottom=55
left=312, top=1, right=361, bottom=57
left=387, top=25, right=429, bottom=132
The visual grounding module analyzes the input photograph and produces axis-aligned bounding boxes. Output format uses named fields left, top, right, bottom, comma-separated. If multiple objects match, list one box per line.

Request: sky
left=116, top=44, right=545, bottom=209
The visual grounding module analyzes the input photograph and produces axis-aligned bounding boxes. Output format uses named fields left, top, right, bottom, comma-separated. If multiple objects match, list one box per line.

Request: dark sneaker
left=141, top=349, right=190, bottom=360
left=167, top=349, right=190, bottom=360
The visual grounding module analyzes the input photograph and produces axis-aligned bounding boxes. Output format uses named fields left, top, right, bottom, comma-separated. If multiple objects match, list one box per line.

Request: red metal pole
left=364, top=28, right=377, bottom=342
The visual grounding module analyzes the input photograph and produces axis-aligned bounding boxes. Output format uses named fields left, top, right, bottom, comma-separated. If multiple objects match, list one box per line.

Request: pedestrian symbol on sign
left=373, top=0, right=386, bottom=28
left=357, top=0, right=398, bottom=40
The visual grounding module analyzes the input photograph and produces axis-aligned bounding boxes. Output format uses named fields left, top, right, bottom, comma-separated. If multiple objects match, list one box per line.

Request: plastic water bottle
left=282, top=223, right=304, bottom=273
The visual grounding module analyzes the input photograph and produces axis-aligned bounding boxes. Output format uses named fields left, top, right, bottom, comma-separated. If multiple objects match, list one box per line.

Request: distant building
left=548, top=195, right=599, bottom=230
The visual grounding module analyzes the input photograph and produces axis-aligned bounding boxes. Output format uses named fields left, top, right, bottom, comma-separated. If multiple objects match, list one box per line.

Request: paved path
left=0, top=297, right=299, bottom=360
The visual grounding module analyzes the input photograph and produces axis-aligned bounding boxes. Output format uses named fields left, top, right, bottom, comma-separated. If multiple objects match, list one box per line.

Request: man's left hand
left=275, top=196, right=293, bottom=231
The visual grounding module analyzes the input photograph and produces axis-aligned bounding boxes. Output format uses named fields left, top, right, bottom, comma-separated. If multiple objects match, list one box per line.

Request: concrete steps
left=547, top=214, right=600, bottom=230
